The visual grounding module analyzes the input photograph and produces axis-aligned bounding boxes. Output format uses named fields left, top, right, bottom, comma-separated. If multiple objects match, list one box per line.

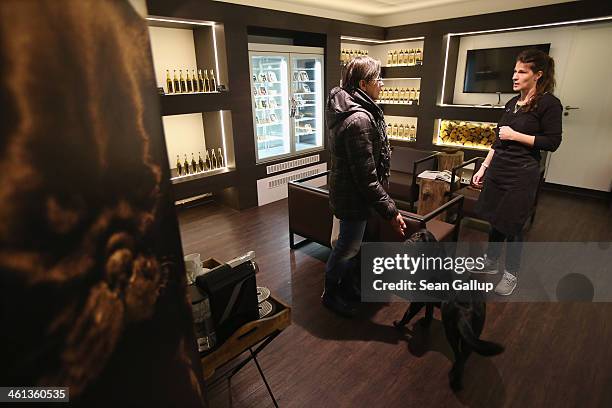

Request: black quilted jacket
left=326, top=86, right=398, bottom=220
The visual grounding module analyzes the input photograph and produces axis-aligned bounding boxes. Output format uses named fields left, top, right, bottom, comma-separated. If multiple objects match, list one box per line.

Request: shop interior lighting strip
left=340, top=35, right=425, bottom=44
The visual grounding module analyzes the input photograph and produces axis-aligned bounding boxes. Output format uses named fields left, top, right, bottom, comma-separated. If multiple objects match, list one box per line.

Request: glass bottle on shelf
left=408, top=88, right=415, bottom=104
left=398, top=124, right=405, bottom=138
left=407, top=49, right=414, bottom=66
left=173, top=70, right=181, bottom=93
left=392, top=123, right=398, bottom=137
left=393, top=87, right=399, bottom=103
left=416, top=48, right=423, bottom=65
left=386, top=123, right=392, bottom=136
left=410, top=124, right=416, bottom=140
left=399, top=49, right=405, bottom=66
left=166, top=70, right=173, bottom=94
left=387, top=51, right=392, bottom=66
left=217, top=148, right=224, bottom=168
left=198, top=69, right=206, bottom=92
left=415, top=89, right=420, bottom=105
left=183, top=154, right=190, bottom=175
left=205, top=70, right=211, bottom=92
left=198, top=152, right=205, bottom=172
left=186, top=70, right=193, bottom=93
left=180, top=70, right=187, bottom=93
left=192, top=69, right=199, bottom=92
left=205, top=150, right=211, bottom=170
left=176, top=155, right=182, bottom=176
left=211, top=149, right=218, bottom=169
left=190, top=153, right=197, bottom=173
left=210, top=70, right=217, bottom=92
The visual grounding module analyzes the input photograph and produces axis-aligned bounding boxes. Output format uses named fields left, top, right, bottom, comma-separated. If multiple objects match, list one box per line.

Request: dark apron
left=475, top=157, right=540, bottom=236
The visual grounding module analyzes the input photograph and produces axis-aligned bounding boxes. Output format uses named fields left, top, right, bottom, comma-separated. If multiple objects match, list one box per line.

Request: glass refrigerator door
left=290, top=54, right=324, bottom=152
left=249, top=52, right=291, bottom=162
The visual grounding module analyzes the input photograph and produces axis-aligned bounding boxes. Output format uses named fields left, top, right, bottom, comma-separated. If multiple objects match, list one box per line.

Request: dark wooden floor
left=178, top=189, right=612, bottom=408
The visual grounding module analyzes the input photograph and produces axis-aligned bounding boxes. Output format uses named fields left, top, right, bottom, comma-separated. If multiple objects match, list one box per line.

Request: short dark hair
left=341, top=56, right=381, bottom=91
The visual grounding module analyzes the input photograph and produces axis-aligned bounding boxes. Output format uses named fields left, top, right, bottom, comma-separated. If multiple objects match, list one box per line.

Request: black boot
left=321, top=279, right=356, bottom=318
left=340, top=275, right=361, bottom=301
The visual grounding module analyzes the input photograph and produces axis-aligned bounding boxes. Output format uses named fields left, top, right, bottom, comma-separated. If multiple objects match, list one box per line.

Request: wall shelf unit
left=160, top=92, right=232, bottom=115
left=340, top=36, right=425, bottom=147
left=381, top=65, right=423, bottom=78
left=381, top=104, right=420, bottom=117
left=147, top=16, right=236, bottom=203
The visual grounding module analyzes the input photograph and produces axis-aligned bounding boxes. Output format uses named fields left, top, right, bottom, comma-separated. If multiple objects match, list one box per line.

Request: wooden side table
left=201, top=294, right=291, bottom=407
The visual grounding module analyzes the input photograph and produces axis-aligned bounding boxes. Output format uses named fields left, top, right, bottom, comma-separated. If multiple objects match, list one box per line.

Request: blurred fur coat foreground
left=0, top=1, right=204, bottom=405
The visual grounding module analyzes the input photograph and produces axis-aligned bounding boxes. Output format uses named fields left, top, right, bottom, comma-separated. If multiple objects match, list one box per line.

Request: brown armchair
left=450, top=157, right=484, bottom=220
left=288, top=171, right=464, bottom=249
left=387, top=147, right=439, bottom=211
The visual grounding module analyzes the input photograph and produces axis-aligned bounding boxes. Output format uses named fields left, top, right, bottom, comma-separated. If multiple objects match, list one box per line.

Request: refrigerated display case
left=249, top=44, right=324, bottom=162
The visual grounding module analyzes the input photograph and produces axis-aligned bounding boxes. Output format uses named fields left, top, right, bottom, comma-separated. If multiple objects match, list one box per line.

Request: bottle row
left=378, top=87, right=420, bottom=104
left=165, top=68, right=217, bottom=94
left=386, top=122, right=417, bottom=141
left=386, top=48, right=423, bottom=67
left=175, top=149, right=225, bottom=176
left=340, top=48, right=368, bottom=64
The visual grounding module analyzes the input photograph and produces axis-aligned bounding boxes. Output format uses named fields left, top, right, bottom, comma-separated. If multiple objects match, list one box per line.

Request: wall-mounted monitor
left=463, top=44, right=550, bottom=93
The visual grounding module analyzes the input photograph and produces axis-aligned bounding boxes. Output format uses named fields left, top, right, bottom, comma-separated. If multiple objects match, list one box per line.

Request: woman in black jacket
left=323, top=56, right=405, bottom=317
left=472, top=49, right=563, bottom=296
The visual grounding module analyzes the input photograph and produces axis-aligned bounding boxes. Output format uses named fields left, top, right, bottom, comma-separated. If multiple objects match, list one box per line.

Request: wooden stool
left=437, top=149, right=464, bottom=171
left=417, top=177, right=450, bottom=221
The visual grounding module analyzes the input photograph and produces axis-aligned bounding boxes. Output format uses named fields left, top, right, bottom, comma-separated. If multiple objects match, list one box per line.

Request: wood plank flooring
left=178, top=190, right=612, bottom=408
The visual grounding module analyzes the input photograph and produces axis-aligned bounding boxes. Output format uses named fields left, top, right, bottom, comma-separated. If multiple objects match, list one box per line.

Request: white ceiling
left=214, top=0, right=575, bottom=27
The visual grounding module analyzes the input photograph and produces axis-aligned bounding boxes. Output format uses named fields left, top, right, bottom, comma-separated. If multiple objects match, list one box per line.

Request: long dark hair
left=516, top=49, right=556, bottom=111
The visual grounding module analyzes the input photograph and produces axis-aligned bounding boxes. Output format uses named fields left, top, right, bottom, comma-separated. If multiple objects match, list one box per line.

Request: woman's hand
left=472, top=166, right=486, bottom=186
left=499, top=126, right=516, bottom=141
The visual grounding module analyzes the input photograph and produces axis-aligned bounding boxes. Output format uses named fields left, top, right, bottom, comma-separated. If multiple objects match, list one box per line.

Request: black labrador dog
left=393, top=230, right=504, bottom=391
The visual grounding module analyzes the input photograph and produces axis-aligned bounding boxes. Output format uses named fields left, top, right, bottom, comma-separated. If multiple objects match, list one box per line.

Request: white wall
left=452, top=25, right=576, bottom=105
left=148, top=26, right=198, bottom=89
left=545, top=22, right=612, bottom=192
left=128, top=0, right=147, bottom=18
left=162, top=114, right=207, bottom=170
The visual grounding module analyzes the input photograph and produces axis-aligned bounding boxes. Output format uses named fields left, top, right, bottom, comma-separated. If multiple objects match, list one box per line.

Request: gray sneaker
left=495, top=271, right=518, bottom=296
left=470, top=256, right=499, bottom=274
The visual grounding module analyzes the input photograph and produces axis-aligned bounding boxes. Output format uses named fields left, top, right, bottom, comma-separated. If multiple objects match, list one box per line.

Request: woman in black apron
left=472, top=49, right=563, bottom=295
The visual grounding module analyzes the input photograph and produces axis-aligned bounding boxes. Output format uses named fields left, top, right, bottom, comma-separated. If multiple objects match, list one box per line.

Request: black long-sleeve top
left=492, top=93, right=563, bottom=168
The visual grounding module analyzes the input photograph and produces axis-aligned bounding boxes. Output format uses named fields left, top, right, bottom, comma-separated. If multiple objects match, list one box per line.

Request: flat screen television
left=463, top=44, right=551, bottom=93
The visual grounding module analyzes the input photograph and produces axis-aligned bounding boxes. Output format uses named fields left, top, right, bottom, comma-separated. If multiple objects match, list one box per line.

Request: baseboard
left=542, top=182, right=611, bottom=201
left=175, top=193, right=215, bottom=210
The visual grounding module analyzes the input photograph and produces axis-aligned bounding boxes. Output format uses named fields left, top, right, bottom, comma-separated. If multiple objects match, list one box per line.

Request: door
left=249, top=52, right=291, bottom=161
left=290, top=53, right=325, bottom=153
left=546, top=22, right=612, bottom=192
